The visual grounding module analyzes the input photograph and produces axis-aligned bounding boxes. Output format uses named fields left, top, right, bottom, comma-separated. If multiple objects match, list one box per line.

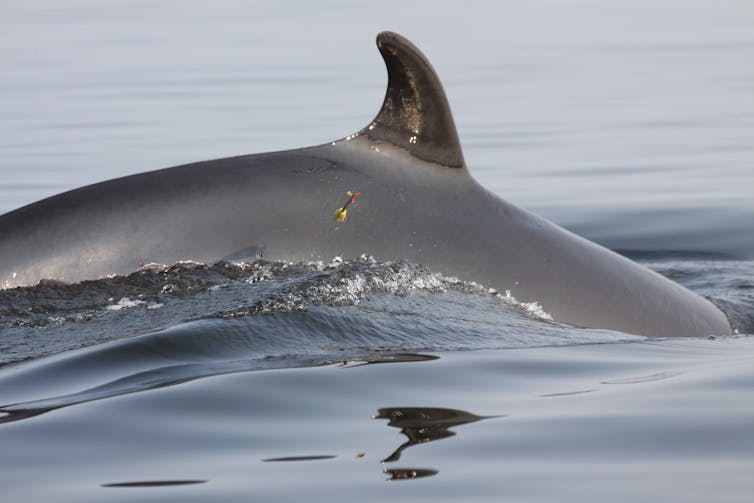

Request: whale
left=0, top=32, right=731, bottom=338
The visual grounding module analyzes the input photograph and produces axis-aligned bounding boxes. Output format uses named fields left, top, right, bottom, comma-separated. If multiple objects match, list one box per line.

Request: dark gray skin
left=0, top=32, right=732, bottom=337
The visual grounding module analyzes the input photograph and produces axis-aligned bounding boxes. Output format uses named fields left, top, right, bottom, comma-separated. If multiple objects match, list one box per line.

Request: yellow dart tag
left=333, top=190, right=361, bottom=222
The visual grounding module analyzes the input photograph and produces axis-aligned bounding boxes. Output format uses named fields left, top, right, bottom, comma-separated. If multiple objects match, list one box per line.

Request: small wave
left=0, top=255, right=552, bottom=323
left=0, top=256, right=559, bottom=366
left=211, top=255, right=552, bottom=321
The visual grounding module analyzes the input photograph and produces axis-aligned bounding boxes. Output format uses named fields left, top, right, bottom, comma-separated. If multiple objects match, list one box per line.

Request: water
left=1, top=1, right=753, bottom=501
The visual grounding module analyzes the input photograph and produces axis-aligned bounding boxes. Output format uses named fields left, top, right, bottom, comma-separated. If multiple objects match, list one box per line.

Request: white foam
left=106, top=297, right=146, bottom=311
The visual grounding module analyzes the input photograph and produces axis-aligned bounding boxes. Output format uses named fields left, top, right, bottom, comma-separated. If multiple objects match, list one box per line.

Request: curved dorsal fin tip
left=359, top=32, right=466, bottom=169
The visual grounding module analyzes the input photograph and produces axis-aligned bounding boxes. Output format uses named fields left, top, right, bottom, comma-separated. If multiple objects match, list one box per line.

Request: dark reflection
left=0, top=408, right=50, bottom=424
left=102, top=480, right=207, bottom=487
left=602, top=370, right=682, bottom=385
left=539, top=389, right=596, bottom=397
left=263, top=455, right=336, bottom=462
left=339, top=353, right=439, bottom=367
left=384, top=468, right=438, bottom=481
left=375, top=407, right=492, bottom=463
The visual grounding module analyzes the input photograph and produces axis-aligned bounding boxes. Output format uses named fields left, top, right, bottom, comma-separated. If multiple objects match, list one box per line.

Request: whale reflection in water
left=383, top=467, right=439, bottom=481
left=375, top=406, right=496, bottom=480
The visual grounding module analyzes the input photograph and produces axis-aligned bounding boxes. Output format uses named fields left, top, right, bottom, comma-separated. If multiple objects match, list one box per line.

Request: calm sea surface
left=1, top=1, right=753, bottom=501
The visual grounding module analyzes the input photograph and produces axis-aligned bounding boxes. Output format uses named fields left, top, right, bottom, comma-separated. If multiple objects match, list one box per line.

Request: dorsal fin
left=359, top=32, right=466, bottom=169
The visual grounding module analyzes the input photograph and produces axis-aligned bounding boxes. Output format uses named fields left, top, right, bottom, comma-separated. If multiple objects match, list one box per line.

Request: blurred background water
left=1, top=1, right=753, bottom=501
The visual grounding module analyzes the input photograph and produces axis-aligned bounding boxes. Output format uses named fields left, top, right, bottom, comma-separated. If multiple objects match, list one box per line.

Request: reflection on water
left=256, top=405, right=489, bottom=483
left=263, top=455, right=336, bottom=462
left=339, top=353, right=440, bottom=367
left=375, top=407, right=490, bottom=463
left=0, top=408, right=48, bottom=424
left=258, top=406, right=492, bottom=483
left=601, top=370, right=683, bottom=385
left=102, top=480, right=207, bottom=488
left=384, top=468, right=439, bottom=481
left=375, top=406, right=493, bottom=480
